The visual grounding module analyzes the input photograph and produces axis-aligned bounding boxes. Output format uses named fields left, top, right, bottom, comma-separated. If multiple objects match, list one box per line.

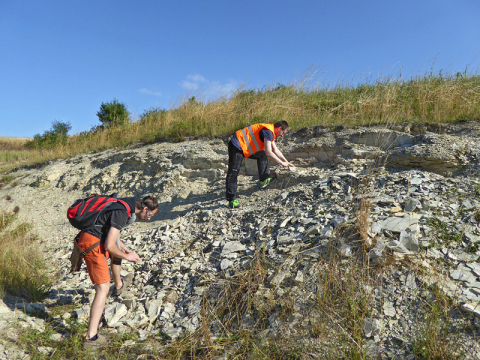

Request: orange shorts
left=78, top=232, right=110, bottom=285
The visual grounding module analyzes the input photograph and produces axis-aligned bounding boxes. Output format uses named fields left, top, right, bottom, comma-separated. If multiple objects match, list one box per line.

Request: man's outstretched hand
left=125, top=252, right=140, bottom=262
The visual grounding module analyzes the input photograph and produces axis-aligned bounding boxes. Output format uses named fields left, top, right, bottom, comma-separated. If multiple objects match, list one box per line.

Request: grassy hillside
left=1, top=71, right=479, bottom=172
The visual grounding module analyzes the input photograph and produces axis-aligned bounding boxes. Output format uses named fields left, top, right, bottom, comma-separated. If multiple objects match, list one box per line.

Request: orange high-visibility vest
left=235, top=123, right=276, bottom=158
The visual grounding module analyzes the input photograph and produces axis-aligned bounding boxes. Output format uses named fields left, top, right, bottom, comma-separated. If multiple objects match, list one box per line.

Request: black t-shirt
left=86, top=197, right=136, bottom=243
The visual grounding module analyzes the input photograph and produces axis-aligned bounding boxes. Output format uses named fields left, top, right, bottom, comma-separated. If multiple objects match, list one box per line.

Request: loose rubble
left=1, top=120, right=480, bottom=358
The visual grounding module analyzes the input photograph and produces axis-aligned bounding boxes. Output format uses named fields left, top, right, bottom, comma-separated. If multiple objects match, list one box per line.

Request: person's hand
left=125, top=252, right=140, bottom=262
left=282, top=161, right=294, bottom=168
left=122, top=247, right=132, bottom=254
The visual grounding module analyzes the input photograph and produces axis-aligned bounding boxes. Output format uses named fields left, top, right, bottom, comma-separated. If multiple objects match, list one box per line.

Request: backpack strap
left=116, top=199, right=131, bottom=217
left=81, top=241, right=101, bottom=256
left=96, top=198, right=131, bottom=217
left=75, top=236, right=101, bottom=256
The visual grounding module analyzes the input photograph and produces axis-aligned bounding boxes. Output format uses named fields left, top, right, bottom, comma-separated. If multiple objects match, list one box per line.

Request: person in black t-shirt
left=79, top=195, right=158, bottom=349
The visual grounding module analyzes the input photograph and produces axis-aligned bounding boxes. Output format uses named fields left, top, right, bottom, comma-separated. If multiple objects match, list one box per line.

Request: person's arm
left=117, top=239, right=134, bottom=254
left=105, top=227, right=140, bottom=262
left=264, top=140, right=293, bottom=168
left=271, top=142, right=289, bottom=163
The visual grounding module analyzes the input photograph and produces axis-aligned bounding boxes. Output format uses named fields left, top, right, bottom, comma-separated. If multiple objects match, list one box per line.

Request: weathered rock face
left=1, top=120, right=480, bottom=359
left=288, top=121, right=480, bottom=177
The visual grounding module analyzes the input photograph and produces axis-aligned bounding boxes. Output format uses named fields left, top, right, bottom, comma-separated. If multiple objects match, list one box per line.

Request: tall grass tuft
left=0, top=209, right=51, bottom=301
left=315, top=256, right=375, bottom=358
left=412, top=285, right=461, bottom=359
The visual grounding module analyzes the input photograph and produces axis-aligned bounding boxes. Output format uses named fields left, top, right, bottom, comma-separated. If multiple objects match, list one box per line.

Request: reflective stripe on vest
left=236, top=123, right=275, bottom=158
left=240, top=126, right=260, bottom=155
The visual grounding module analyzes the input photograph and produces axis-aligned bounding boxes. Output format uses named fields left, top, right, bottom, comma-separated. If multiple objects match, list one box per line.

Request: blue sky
left=1, top=1, right=479, bottom=138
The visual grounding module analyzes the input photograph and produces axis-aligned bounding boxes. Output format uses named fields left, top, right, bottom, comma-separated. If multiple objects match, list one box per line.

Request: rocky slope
left=1, top=120, right=480, bottom=359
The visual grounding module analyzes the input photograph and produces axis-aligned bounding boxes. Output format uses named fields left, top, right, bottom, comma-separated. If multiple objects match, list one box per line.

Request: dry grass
left=138, top=72, right=480, bottom=140
left=1, top=70, right=479, bottom=173
left=412, top=285, right=460, bottom=359
left=157, top=250, right=276, bottom=359
left=404, top=257, right=472, bottom=360
left=354, top=158, right=390, bottom=251
left=0, top=137, right=36, bottom=172
left=0, top=208, right=51, bottom=301
left=154, top=226, right=384, bottom=359
left=0, top=137, right=31, bottom=149
left=314, top=258, right=375, bottom=359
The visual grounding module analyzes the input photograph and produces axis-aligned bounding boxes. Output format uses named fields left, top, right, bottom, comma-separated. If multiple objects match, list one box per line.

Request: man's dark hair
left=136, top=196, right=158, bottom=211
left=274, top=120, right=289, bottom=131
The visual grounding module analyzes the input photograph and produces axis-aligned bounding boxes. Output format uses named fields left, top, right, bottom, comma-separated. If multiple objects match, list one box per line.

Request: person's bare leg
left=86, top=282, right=110, bottom=339
left=111, top=260, right=122, bottom=290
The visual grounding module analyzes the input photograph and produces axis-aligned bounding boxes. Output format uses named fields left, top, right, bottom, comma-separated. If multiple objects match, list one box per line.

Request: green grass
left=412, top=286, right=463, bottom=360
left=427, top=217, right=465, bottom=246
left=475, top=183, right=480, bottom=199
left=314, top=257, right=373, bottom=359
left=18, top=322, right=148, bottom=360
left=0, top=211, right=16, bottom=231
left=0, top=174, right=17, bottom=186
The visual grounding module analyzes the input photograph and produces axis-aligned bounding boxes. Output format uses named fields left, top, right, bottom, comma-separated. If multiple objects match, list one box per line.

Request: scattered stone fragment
left=104, top=303, right=128, bottom=327
left=378, top=215, right=419, bottom=233
left=383, top=301, right=396, bottom=317
left=461, top=303, right=480, bottom=318
left=399, top=231, right=419, bottom=252
left=363, top=318, right=382, bottom=337
left=221, top=242, right=246, bottom=256
left=220, top=259, right=233, bottom=270
left=404, top=198, right=419, bottom=212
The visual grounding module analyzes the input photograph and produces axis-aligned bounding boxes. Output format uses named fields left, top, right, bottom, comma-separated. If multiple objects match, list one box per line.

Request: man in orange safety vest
left=226, top=120, right=294, bottom=208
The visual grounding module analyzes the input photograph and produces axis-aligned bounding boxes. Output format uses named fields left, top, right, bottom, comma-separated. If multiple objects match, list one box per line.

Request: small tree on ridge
left=25, top=120, right=71, bottom=149
left=96, top=99, right=130, bottom=127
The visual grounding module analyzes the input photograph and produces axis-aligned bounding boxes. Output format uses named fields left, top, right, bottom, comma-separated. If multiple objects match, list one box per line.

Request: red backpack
left=67, top=194, right=131, bottom=232
left=67, top=194, right=131, bottom=272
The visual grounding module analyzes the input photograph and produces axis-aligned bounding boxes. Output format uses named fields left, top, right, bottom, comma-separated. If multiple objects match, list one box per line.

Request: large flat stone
left=221, top=241, right=246, bottom=256
left=377, top=215, right=419, bottom=233
left=104, top=303, right=128, bottom=327
left=461, top=303, right=480, bottom=318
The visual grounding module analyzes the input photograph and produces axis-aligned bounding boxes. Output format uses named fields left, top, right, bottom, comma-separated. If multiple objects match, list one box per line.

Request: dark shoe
left=115, top=273, right=134, bottom=296
left=258, top=177, right=276, bottom=188
left=83, top=333, right=107, bottom=350
left=228, top=200, right=240, bottom=209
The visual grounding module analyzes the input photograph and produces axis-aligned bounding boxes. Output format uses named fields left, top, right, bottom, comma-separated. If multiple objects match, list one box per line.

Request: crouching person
left=79, top=195, right=158, bottom=349
left=226, top=120, right=293, bottom=208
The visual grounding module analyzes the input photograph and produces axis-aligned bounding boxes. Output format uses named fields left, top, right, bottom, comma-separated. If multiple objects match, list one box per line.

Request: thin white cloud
left=139, top=88, right=162, bottom=97
left=211, top=80, right=237, bottom=97
left=186, top=73, right=207, bottom=83
left=181, top=81, right=200, bottom=91
left=180, top=74, right=238, bottom=99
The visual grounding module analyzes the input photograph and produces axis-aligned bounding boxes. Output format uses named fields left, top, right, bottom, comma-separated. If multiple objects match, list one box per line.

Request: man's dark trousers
left=226, top=140, right=269, bottom=201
